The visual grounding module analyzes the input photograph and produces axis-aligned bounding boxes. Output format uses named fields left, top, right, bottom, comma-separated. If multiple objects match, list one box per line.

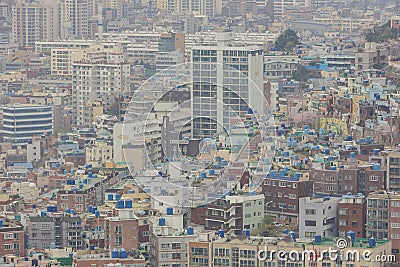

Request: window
left=327, top=176, right=335, bottom=181
left=239, top=250, right=256, bottom=258
left=4, top=244, right=12, bottom=250
left=278, top=192, right=282, bottom=198
left=369, top=176, right=378, bottom=181
left=288, top=194, right=296, bottom=199
left=305, top=220, right=316, bottom=226
left=172, top=253, right=181, bottom=259
left=4, top=233, right=13, bottom=240
left=279, top=182, right=286, bottom=187
left=191, top=247, right=208, bottom=256
left=392, top=201, right=400, bottom=207
left=305, top=209, right=315, bottom=215
left=339, top=208, right=347, bottom=215
left=161, top=253, right=169, bottom=259
left=115, top=236, right=122, bottom=245
left=161, top=243, right=170, bottom=249
left=391, top=223, right=400, bottom=228
left=172, top=243, right=181, bottom=249
left=305, top=232, right=316, bottom=237
left=41, top=223, right=50, bottom=230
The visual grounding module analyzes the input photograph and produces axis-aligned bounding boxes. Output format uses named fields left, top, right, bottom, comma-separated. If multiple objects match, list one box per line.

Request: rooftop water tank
left=111, top=249, right=119, bottom=258
left=372, top=164, right=380, bottom=171
left=373, top=149, right=380, bottom=156
left=350, top=152, right=356, bottom=158
left=120, top=249, right=127, bottom=258
left=209, top=169, right=215, bottom=175
left=115, top=194, right=121, bottom=200
left=187, top=226, right=194, bottom=235
left=107, top=194, right=113, bottom=201
left=159, top=218, right=166, bottom=226
left=218, top=229, right=225, bottom=238
left=166, top=207, right=173, bottom=215
left=368, top=237, right=376, bottom=247
left=200, top=172, right=207, bottom=179
left=125, top=199, right=133, bottom=208
left=117, top=200, right=124, bottom=209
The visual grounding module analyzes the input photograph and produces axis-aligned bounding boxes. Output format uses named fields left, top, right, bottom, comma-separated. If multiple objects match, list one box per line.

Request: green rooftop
left=297, top=237, right=390, bottom=248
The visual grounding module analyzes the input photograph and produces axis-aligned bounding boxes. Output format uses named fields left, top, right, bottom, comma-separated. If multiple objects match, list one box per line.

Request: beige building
left=12, top=0, right=60, bottom=48
left=156, top=0, right=214, bottom=16
left=51, top=49, right=85, bottom=76
left=72, top=52, right=130, bottom=127
left=188, top=235, right=393, bottom=267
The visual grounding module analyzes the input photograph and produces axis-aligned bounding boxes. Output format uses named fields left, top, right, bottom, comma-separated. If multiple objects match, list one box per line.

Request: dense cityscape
left=1, top=0, right=400, bottom=266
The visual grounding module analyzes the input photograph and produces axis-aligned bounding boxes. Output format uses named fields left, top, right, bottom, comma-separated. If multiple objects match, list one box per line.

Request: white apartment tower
left=12, top=0, right=60, bottom=47
left=273, top=0, right=310, bottom=18
left=157, top=0, right=214, bottom=16
left=59, top=0, right=89, bottom=39
left=190, top=31, right=264, bottom=138
left=72, top=53, right=130, bottom=127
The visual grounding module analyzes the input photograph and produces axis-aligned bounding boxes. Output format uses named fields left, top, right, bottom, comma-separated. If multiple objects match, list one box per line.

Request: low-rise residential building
left=205, top=193, right=265, bottom=235
left=299, top=196, right=340, bottom=238
left=338, top=193, right=366, bottom=238
left=0, top=217, right=24, bottom=257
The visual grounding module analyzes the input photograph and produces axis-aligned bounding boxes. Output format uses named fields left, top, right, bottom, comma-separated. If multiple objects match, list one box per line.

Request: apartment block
left=0, top=218, right=24, bottom=257
left=299, top=196, right=340, bottom=238
left=262, top=172, right=313, bottom=226
left=72, top=54, right=130, bottom=127
left=26, top=214, right=83, bottom=250
left=338, top=193, right=365, bottom=238
left=12, top=0, right=60, bottom=47
left=366, top=191, right=400, bottom=256
left=205, top=193, right=264, bottom=235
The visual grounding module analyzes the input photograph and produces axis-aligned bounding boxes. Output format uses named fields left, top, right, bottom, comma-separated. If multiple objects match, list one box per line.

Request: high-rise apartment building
left=12, top=0, right=59, bottom=48
left=190, top=31, right=264, bottom=138
left=366, top=191, right=400, bottom=256
left=59, top=0, right=89, bottom=39
left=273, top=0, right=310, bottom=18
left=157, top=0, right=215, bottom=16
left=72, top=52, right=130, bottom=127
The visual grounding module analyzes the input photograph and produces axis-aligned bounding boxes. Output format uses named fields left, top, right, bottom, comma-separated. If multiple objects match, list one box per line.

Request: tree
left=292, top=65, right=309, bottom=82
left=251, top=215, right=280, bottom=237
left=365, top=21, right=398, bottom=43
left=274, top=29, right=300, bottom=51
left=288, top=111, right=319, bottom=128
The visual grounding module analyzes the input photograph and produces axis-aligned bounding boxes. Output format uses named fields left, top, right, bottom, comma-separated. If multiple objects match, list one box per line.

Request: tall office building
left=2, top=104, right=53, bottom=145
left=12, top=0, right=59, bottom=48
left=190, top=31, right=264, bottom=138
left=72, top=53, right=130, bottom=127
left=59, top=0, right=89, bottom=39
